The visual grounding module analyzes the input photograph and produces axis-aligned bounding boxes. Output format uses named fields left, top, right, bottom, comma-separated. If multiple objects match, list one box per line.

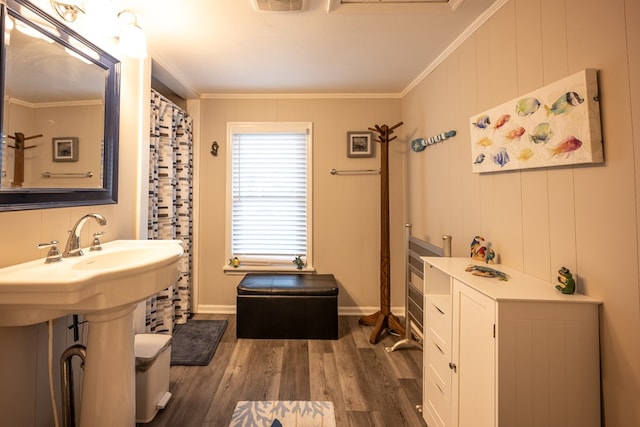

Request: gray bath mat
left=170, top=319, right=228, bottom=366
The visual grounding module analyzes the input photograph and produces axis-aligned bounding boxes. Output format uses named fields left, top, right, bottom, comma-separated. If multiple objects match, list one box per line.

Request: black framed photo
left=347, top=131, right=375, bottom=158
left=52, top=137, right=79, bottom=162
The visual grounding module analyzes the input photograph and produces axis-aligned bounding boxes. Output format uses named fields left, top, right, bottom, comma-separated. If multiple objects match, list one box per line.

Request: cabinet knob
left=449, top=362, right=457, bottom=372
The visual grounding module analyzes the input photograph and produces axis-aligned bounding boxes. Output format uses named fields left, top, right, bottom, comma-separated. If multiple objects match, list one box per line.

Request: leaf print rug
left=229, top=401, right=336, bottom=427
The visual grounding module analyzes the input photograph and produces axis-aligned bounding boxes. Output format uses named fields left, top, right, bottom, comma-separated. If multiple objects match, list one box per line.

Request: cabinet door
left=451, top=280, right=496, bottom=427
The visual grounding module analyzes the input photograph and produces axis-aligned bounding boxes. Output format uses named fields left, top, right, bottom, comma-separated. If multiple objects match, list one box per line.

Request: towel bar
left=41, top=171, right=93, bottom=178
left=329, top=168, right=380, bottom=175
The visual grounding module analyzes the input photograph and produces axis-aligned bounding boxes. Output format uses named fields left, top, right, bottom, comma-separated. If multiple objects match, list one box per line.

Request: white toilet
left=134, top=333, right=172, bottom=423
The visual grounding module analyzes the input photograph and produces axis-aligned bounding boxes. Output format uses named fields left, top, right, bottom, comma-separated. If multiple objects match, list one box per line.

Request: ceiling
left=122, top=0, right=497, bottom=97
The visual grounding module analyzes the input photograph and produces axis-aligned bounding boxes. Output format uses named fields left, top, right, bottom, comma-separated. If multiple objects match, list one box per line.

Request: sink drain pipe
left=60, top=344, right=87, bottom=427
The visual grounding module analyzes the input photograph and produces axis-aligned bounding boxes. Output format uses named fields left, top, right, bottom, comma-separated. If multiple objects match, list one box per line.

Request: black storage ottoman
left=236, top=273, right=339, bottom=340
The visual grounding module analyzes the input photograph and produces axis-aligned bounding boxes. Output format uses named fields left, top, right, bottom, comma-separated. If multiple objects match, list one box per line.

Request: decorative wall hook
left=411, top=130, right=456, bottom=152
left=211, top=141, right=219, bottom=156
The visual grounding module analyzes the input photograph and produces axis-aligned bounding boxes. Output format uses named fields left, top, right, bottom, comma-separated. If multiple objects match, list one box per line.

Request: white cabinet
left=423, top=258, right=601, bottom=427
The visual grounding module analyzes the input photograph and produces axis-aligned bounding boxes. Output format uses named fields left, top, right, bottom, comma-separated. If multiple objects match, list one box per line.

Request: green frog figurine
left=556, top=267, right=576, bottom=294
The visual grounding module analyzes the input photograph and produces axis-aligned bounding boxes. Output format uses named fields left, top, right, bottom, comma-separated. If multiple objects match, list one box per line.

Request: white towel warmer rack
left=385, top=224, right=451, bottom=352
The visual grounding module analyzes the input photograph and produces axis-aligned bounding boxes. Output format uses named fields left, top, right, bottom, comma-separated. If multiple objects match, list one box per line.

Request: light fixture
left=84, top=0, right=120, bottom=38
left=50, top=0, right=85, bottom=22
left=117, top=10, right=148, bottom=59
left=49, top=1, right=148, bottom=59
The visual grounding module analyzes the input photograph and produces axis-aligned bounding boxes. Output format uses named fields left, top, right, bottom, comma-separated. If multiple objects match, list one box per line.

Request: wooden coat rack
left=359, top=121, right=405, bottom=344
left=7, top=132, right=42, bottom=188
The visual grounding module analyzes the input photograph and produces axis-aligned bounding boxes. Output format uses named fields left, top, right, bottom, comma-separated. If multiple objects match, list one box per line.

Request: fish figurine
left=477, top=137, right=493, bottom=147
left=465, top=265, right=509, bottom=281
left=474, top=153, right=486, bottom=164
left=505, top=126, right=526, bottom=141
left=517, top=148, right=534, bottom=161
left=473, top=115, right=491, bottom=129
left=493, top=114, right=511, bottom=129
left=529, top=122, right=554, bottom=144
left=544, top=91, right=584, bottom=116
left=551, top=136, right=582, bottom=156
left=493, top=148, right=510, bottom=167
left=515, top=97, right=541, bottom=116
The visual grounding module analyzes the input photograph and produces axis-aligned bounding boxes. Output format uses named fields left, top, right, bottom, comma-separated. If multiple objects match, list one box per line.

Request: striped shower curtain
left=146, top=89, right=193, bottom=333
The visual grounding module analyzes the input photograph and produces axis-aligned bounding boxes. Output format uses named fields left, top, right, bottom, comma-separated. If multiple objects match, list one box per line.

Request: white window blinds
left=228, top=123, right=312, bottom=266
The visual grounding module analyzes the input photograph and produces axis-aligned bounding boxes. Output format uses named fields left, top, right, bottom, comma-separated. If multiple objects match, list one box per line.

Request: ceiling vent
left=328, top=0, right=461, bottom=12
left=252, top=0, right=308, bottom=12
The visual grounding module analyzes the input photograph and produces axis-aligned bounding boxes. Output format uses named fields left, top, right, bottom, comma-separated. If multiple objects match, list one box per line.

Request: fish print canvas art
left=470, top=69, right=603, bottom=173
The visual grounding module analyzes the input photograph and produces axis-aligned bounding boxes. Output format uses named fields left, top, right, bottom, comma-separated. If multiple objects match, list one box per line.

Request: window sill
left=223, top=265, right=315, bottom=275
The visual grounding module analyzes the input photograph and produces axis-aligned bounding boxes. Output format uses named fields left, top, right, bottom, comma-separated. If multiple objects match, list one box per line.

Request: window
left=226, top=122, right=313, bottom=271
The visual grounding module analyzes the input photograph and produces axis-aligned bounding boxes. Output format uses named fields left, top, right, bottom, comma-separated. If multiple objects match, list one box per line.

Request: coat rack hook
left=211, top=141, right=219, bottom=156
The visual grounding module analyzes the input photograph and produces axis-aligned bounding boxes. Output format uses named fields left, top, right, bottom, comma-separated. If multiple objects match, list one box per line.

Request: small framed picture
left=52, top=137, right=79, bottom=162
left=347, top=131, right=375, bottom=158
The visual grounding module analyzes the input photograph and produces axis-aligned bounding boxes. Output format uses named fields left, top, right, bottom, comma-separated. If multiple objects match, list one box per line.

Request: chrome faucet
left=63, top=213, right=107, bottom=257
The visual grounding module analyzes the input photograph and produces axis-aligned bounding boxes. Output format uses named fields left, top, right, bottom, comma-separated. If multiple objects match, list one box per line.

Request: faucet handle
left=90, top=232, right=106, bottom=251
left=37, top=240, right=62, bottom=264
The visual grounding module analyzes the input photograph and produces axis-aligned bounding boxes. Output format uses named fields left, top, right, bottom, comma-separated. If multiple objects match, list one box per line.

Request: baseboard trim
left=196, top=304, right=406, bottom=317
left=197, top=304, right=236, bottom=314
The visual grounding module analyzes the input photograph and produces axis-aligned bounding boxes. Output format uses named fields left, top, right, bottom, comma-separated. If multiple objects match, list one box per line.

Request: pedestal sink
left=0, top=239, right=184, bottom=427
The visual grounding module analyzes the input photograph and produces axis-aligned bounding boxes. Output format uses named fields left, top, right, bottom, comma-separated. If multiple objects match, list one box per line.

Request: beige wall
left=3, top=102, right=104, bottom=189
left=195, top=97, right=405, bottom=314
left=402, top=0, right=640, bottom=424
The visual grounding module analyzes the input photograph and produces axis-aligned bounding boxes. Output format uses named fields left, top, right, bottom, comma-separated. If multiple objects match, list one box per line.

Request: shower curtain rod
left=152, top=89, right=189, bottom=116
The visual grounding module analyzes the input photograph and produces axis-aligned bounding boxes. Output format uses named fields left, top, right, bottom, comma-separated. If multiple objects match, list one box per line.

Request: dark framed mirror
left=0, top=0, right=120, bottom=211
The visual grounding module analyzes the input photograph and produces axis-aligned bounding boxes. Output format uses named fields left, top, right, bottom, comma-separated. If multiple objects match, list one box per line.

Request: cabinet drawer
left=426, top=333, right=450, bottom=392
left=423, top=403, right=445, bottom=427
left=426, top=295, right=450, bottom=343
left=425, top=364, right=450, bottom=427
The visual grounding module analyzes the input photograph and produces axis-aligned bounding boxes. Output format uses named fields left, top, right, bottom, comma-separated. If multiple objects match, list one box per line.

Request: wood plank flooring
left=140, top=313, right=427, bottom=427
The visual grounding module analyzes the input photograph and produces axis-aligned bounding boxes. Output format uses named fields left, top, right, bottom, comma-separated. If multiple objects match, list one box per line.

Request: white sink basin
left=0, top=239, right=184, bottom=326
left=0, top=238, right=184, bottom=426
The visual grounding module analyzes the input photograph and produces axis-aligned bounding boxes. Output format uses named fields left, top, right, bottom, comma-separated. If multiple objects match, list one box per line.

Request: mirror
left=0, top=0, right=120, bottom=211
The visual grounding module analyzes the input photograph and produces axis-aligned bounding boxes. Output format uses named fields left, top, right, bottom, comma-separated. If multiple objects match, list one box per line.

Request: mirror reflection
left=0, top=0, right=119, bottom=211
left=2, top=9, right=106, bottom=189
